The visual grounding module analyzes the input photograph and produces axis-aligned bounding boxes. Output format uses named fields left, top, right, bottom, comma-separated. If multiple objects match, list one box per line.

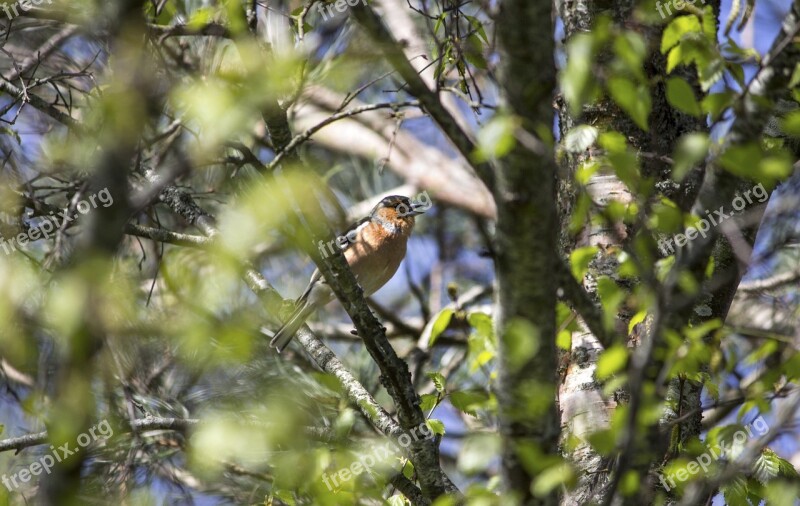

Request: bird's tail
left=270, top=298, right=316, bottom=352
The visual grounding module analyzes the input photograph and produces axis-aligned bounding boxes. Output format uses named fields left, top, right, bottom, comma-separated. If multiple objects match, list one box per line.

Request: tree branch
left=350, top=3, right=495, bottom=191
left=124, top=223, right=210, bottom=248
left=264, top=101, right=420, bottom=172
left=142, top=170, right=446, bottom=501
left=291, top=193, right=456, bottom=499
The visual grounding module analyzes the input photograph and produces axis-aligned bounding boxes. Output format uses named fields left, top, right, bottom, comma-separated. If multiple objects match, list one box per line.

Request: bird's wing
left=296, top=214, right=371, bottom=303
left=339, top=215, right=371, bottom=252
left=297, top=268, right=323, bottom=303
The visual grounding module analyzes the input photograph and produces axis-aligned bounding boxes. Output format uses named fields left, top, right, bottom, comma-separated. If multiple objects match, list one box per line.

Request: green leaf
left=698, top=55, right=726, bottom=91
left=596, top=276, right=626, bottom=329
left=465, top=35, right=488, bottom=69
left=434, top=14, right=445, bottom=35
left=627, top=310, right=647, bottom=335
left=449, top=390, right=490, bottom=417
left=754, top=449, right=781, bottom=484
left=475, top=115, right=518, bottom=161
left=423, top=308, right=454, bottom=347
left=661, top=15, right=702, bottom=54
left=672, top=133, right=709, bottom=181
left=702, top=6, right=717, bottom=39
left=722, top=475, right=750, bottom=506
left=427, top=372, right=446, bottom=393
left=780, top=110, right=800, bottom=137
left=570, top=246, right=598, bottom=280
left=619, top=470, right=640, bottom=496
left=576, top=160, right=600, bottom=185
left=684, top=319, right=721, bottom=342
left=614, top=31, right=647, bottom=81
left=728, top=61, right=746, bottom=88
left=596, top=344, right=628, bottom=379
left=607, top=77, right=651, bottom=130
left=468, top=312, right=496, bottom=373
left=666, top=77, right=701, bottom=116
left=426, top=419, right=445, bottom=435
left=563, top=125, right=599, bottom=154
left=719, top=143, right=793, bottom=185
left=465, top=15, right=488, bottom=43
left=457, top=433, right=500, bottom=475
left=764, top=481, right=800, bottom=506
left=777, top=453, right=800, bottom=478
left=704, top=378, right=719, bottom=402
left=599, top=131, right=628, bottom=153
left=701, top=92, right=735, bottom=121
left=468, top=312, right=494, bottom=342
left=557, top=328, right=572, bottom=350
left=790, top=62, right=800, bottom=89
left=533, top=462, right=575, bottom=496
left=187, top=6, right=215, bottom=30
left=420, top=393, right=439, bottom=412
left=586, top=429, right=617, bottom=456
left=503, top=318, right=540, bottom=373
left=562, top=34, right=601, bottom=114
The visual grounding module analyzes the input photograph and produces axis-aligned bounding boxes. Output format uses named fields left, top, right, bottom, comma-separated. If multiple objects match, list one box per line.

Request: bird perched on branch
left=270, top=195, right=426, bottom=352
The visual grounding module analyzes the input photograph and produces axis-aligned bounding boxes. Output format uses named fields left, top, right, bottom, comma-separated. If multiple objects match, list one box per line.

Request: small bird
left=270, top=195, right=425, bottom=352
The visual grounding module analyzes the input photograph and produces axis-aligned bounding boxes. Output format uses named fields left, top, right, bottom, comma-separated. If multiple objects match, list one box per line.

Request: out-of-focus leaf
left=457, top=433, right=500, bottom=475
left=426, top=419, right=445, bottom=435
left=468, top=312, right=494, bottom=342
left=423, top=308, right=454, bottom=347
left=532, top=462, right=576, bottom=496
left=570, top=246, right=598, bottom=280
left=562, top=34, right=601, bottom=114
left=672, top=133, right=709, bottom=180
left=780, top=110, right=800, bottom=137
left=596, top=344, right=628, bottom=379
left=607, top=77, right=651, bottom=130
left=719, top=143, right=793, bottom=186
left=449, top=390, right=490, bottom=417
left=614, top=31, right=647, bottom=81
left=563, top=125, right=598, bottom=154
left=666, top=77, right=701, bottom=116
left=596, top=276, right=626, bottom=329
left=702, top=92, right=735, bottom=121
left=475, top=115, right=518, bottom=161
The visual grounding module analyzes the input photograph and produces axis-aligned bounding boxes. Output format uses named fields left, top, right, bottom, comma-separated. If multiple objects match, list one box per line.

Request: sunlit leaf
left=666, top=77, right=701, bottom=116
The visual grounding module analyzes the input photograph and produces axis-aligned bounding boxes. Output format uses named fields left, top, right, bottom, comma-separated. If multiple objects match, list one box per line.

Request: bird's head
left=370, top=195, right=425, bottom=234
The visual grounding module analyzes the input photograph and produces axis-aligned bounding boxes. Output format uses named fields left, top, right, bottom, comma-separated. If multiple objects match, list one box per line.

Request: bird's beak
left=408, top=203, right=427, bottom=216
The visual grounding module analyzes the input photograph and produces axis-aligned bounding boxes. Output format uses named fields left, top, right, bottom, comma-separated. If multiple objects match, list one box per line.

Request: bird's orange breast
left=345, top=221, right=411, bottom=296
